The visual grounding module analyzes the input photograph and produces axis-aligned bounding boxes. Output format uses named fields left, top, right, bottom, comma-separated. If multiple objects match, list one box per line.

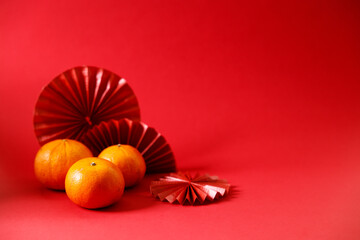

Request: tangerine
left=65, top=157, right=125, bottom=209
left=34, top=139, right=93, bottom=190
left=98, top=144, right=146, bottom=187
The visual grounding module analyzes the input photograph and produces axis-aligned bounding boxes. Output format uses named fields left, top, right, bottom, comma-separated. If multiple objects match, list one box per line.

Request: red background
left=1, top=0, right=360, bottom=239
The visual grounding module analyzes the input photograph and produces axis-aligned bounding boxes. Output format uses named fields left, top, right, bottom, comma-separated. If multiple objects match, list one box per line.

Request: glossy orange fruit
left=65, top=157, right=125, bottom=209
left=98, top=144, right=146, bottom=187
left=34, top=139, right=93, bottom=190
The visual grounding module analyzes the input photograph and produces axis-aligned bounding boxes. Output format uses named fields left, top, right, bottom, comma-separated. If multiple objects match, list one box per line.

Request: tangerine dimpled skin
left=65, top=157, right=125, bottom=209
left=34, top=139, right=93, bottom=190
left=98, top=144, right=146, bottom=187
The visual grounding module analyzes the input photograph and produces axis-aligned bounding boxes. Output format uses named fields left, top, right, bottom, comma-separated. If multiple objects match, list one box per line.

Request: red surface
left=1, top=0, right=360, bottom=239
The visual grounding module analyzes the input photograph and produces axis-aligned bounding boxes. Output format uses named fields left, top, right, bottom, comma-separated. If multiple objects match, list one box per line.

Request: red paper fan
left=34, top=66, right=140, bottom=145
left=150, top=172, right=230, bottom=205
left=81, top=118, right=176, bottom=173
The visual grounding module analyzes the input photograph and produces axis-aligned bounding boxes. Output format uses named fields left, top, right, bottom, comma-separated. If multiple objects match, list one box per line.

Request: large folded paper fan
left=81, top=118, right=176, bottom=173
left=34, top=66, right=140, bottom=145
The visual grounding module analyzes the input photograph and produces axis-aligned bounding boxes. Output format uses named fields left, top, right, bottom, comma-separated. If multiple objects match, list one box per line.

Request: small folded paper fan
left=150, top=172, right=230, bottom=205
left=34, top=66, right=140, bottom=145
left=81, top=118, right=176, bottom=173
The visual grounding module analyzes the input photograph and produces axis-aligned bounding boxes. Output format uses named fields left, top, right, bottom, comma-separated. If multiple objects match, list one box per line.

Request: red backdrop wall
left=1, top=0, right=360, bottom=239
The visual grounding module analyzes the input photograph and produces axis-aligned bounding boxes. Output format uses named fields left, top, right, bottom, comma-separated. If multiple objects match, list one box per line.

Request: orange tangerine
left=65, top=157, right=125, bottom=209
left=98, top=144, right=146, bottom=187
left=34, top=139, right=93, bottom=190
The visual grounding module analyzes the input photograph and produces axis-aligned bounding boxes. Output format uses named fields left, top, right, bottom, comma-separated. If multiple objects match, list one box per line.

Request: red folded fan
left=34, top=66, right=140, bottom=145
left=150, top=172, right=230, bottom=205
left=81, top=118, right=176, bottom=173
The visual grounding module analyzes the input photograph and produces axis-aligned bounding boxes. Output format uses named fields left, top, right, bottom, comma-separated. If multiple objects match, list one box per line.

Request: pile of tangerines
left=34, top=139, right=146, bottom=209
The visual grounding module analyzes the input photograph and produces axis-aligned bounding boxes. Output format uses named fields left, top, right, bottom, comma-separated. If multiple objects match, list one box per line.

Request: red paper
left=33, top=66, right=140, bottom=145
left=150, top=172, right=230, bottom=205
left=81, top=119, right=176, bottom=173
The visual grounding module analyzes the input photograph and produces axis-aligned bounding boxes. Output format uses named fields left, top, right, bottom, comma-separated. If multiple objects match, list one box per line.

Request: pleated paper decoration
left=34, top=66, right=140, bottom=145
left=150, top=172, right=230, bottom=205
left=81, top=118, right=176, bottom=173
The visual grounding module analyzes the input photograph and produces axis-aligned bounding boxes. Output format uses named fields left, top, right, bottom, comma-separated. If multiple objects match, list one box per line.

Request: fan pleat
left=150, top=173, right=230, bottom=205
left=34, top=66, right=140, bottom=145
left=81, top=119, right=176, bottom=173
